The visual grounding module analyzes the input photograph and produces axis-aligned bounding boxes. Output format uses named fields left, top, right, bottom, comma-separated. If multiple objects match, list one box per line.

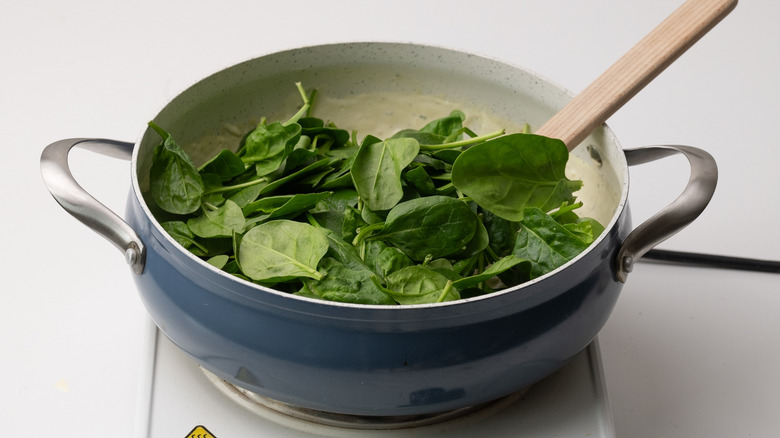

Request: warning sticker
left=185, top=425, right=217, bottom=438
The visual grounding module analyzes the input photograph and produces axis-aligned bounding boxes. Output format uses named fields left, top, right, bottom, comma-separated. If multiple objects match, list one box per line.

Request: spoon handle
left=535, top=0, right=737, bottom=150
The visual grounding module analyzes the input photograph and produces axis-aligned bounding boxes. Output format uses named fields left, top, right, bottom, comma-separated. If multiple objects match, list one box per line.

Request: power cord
left=641, top=249, right=780, bottom=274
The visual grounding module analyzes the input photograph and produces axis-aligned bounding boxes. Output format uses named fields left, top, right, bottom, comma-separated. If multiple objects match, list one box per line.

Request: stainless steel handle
left=616, top=144, right=717, bottom=282
left=40, top=138, right=145, bottom=274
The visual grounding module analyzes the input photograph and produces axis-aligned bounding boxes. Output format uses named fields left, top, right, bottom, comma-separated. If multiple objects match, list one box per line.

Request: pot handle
left=40, top=138, right=145, bottom=274
left=616, top=144, right=717, bottom=282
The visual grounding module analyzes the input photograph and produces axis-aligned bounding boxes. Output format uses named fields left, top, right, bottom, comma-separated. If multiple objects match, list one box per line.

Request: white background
left=2, top=0, right=778, bottom=436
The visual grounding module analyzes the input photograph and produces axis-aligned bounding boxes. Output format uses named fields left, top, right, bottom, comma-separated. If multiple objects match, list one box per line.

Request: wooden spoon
left=535, top=0, right=737, bottom=151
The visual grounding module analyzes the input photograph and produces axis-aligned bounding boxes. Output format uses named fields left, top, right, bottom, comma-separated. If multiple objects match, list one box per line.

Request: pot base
left=201, top=366, right=529, bottom=432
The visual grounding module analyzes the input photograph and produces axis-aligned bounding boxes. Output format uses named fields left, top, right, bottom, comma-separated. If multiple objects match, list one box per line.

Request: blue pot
left=41, top=43, right=717, bottom=417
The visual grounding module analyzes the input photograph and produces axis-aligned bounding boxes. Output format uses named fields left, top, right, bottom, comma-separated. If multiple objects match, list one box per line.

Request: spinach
left=362, top=240, right=414, bottom=281
left=240, top=121, right=302, bottom=176
left=243, top=192, right=332, bottom=222
left=367, top=196, right=478, bottom=261
left=238, top=220, right=328, bottom=283
left=187, top=199, right=246, bottom=238
left=302, top=258, right=395, bottom=305
left=206, top=254, right=230, bottom=270
left=511, top=207, right=592, bottom=278
left=452, top=255, right=528, bottom=290
left=350, top=137, right=419, bottom=211
left=161, top=220, right=207, bottom=254
left=146, top=83, right=605, bottom=305
left=451, top=133, right=582, bottom=221
left=380, top=265, right=459, bottom=305
left=199, top=149, right=246, bottom=180
left=148, top=122, right=204, bottom=214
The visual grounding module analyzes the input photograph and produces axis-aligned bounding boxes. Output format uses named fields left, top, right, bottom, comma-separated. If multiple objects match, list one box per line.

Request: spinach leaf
left=432, top=149, right=461, bottom=164
left=550, top=201, right=583, bottom=225
left=451, top=133, right=582, bottom=221
left=200, top=174, right=228, bottom=207
left=160, top=220, right=207, bottom=254
left=403, top=165, right=437, bottom=196
left=362, top=240, right=414, bottom=281
left=318, top=146, right=361, bottom=189
left=564, top=218, right=605, bottom=245
left=453, top=215, right=489, bottom=258
left=187, top=199, right=246, bottom=238
left=304, top=258, right=395, bottom=305
left=452, top=255, right=528, bottom=290
left=307, top=189, right=360, bottom=237
left=195, top=237, right=234, bottom=258
left=550, top=202, right=605, bottom=244
left=148, top=122, right=204, bottom=215
left=240, top=121, right=302, bottom=176
left=340, top=205, right=367, bottom=242
left=390, top=110, right=465, bottom=145
left=319, top=228, right=377, bottom=275
left=259, top=158, right=331, bottom=195
left=243, top=192, right=332, bottom=221
left=383, top=266, right=459, bottom=305
left=512, top=207, right=591, bottom=278
left=371, top=196, right=477, bottom=261
left=199, top=149, right=246, bottom=180
left=425, top=258, right=461, bottom=281
left=390, top=130, right=448, bottom=146
left=228, top=183, right=265, bottom=208
left=412, top=153, right=448, bottom=170
left=276, top=143, right=317, bottom=175
left=238, top=220, right=328, bottom=282
left=360, top=205, right=386, bottom=225
left=350, top=137, right=419, bottom=211
left=206, top=254, right=230, bottom=270
left=482, top=210, right=520, bottom=257
left=299, top=117, right=351, bottom=148
left=419, top=110, right=465, bottom=137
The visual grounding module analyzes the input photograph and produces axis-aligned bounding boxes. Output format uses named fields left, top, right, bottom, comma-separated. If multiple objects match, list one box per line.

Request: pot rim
left=129, top=41, right=631, bottom=311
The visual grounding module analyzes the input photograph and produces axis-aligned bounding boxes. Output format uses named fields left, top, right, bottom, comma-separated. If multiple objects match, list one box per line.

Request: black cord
left=641, top=249, right=780, bottom=274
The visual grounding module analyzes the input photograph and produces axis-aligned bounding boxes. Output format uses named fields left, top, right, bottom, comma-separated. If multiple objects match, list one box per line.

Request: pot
left=40, top=42, right=716, bottom=417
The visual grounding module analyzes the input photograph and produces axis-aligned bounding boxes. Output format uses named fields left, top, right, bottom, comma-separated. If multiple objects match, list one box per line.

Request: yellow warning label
left=185, top=425, right=216, bottom=438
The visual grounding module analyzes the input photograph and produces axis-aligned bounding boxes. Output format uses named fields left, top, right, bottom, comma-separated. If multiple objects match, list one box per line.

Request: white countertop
left=2, top=1, right=778, bottom=436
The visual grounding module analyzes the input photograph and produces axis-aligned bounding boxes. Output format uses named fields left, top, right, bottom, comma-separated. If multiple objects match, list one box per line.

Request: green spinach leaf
left=482, top=210, right=521, bottom=257
left=452, top=255, right=528, bottom=290
left=243, top=192, right=332, bottom=222
left=199, top=149, right=246, bottom=180
left=564, top=218, right=605, bottom=245
left=304, top=258, right=395, bottom=305
left=512, top=207, right=591, bottom=278
left=148, top=122, right=204, bottom=215
left=187, top=199, right=246, bottom=238
left=206, top=254, right=230, bottom=270
left=160, top=221, right=207, bottom=254
left=240, top=121, right=302, bottom=176
left=451, top=133, right=582, bottom=221
left=371, top=196, right=477, bottom=261
left=403, top=165, right=437, bottom=196
left=363, top=240, right=414, bottom=281
left=350, top=137, right=420, bottom=211
left=238, top=220, right=328, bottom=282
left=383, top=266, right=459, bottom=304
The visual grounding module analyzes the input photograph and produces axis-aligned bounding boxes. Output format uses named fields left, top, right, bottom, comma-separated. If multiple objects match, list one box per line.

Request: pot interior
left=132, top=42, right=627, bottom=261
